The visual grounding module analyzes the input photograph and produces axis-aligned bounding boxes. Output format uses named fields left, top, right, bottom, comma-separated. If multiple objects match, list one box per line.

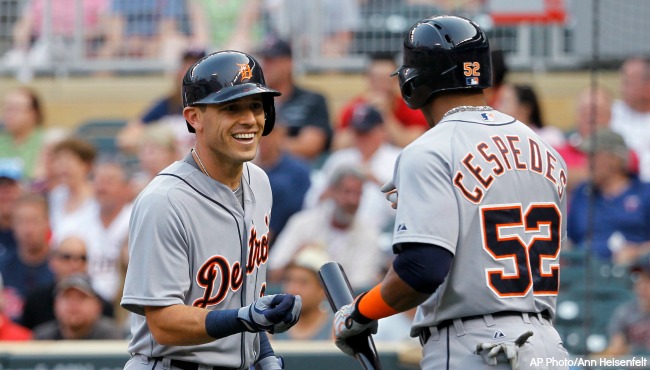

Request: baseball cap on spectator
left=287, top=245, right=330, bottom=274
left=256, top=36, right=292, bottom=59
left=55, top=273, right=98, bottom=298
left=349, top=104, right=383, bottom=133
left=579, top=128, right=629, bottom=163
left=0, top=158, right=23, bottom=182
left=631, top=253, right=650, bottom=275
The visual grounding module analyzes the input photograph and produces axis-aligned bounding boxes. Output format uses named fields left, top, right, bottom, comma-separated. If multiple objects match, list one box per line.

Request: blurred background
left=1, top=1, right=650, bottom=369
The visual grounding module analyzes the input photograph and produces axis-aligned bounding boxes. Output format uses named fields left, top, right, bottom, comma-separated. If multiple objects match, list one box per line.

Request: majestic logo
left=237, top=63, right=253, bottom=81
left=193, top=215, right=270, bottom=308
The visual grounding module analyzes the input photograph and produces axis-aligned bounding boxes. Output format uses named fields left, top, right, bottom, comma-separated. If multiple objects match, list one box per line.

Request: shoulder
left=32, top=321, right=59, bottom=339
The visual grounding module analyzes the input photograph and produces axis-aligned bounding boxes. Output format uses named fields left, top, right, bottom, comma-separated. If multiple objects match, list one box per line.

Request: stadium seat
left=74, top=118, right=127, bottom=156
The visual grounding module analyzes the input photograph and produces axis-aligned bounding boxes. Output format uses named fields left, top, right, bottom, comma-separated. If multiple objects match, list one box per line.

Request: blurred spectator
left=30, top=127, right=68, bottom=194
left=0, top=158, right=23, bottom=265
left=0, top=275, right=31, bottom=341
left=0, top=87, right=46, bottom=182
left=256, top=36, right=333, bottom=165
left=129, top=124, right=180, bottom=196
left=495, top=83, right=566, bottom=148
left=48, top=137, right=97, bottom=240
left=56, top=160, right=132, bottom=303
left=567, top=129, right=650, bottom=264
left=262, top=0, right=360, bottom=57
left=3, top=0, right=108, bottom=73
left=117, top=48, right=205, bottom=155
left=484, top=50, right=509, bottom=107
left=98, top=0, right=208, bottom=64
left=335, top=52, right=428, bottom=149
left=0, top=192, right=54, bottom=322
left=610, top=57, right=650, bottom=182
left=306, top=103, right=399, bottom=232
left=33, top=273, right=123, bottom=340
left=271, top=246, right=332, bottom=340
left=555, top=87, right=639, bottom=195
left=268, top=166, right=383, bottom=290
left=254, top=122, right=311, bottom=245
left=602, top=253, right=650, bottom=356
left=21, top=235, right=114, bottom=330
left=194, top=0, right=262, bottom=52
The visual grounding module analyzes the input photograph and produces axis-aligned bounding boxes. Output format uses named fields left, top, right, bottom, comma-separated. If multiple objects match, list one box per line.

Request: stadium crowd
left=0, top=0, right=649, bottom=360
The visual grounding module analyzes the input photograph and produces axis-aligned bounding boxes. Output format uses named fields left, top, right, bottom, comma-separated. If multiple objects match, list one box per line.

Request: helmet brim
left=190, top=83, right=281, bottom=106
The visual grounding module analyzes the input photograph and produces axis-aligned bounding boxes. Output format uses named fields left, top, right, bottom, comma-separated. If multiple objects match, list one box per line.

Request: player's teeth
left=234, top=133, right=254, bottom=139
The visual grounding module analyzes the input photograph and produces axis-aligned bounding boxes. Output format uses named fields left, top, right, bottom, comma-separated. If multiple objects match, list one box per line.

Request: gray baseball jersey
left=121, top=153, right=272, bottom=369
left=390, top=109, right=568, bottom=334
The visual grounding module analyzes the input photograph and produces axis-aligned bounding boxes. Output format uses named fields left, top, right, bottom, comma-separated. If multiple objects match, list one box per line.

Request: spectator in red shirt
left=0, top=275, right=32, bottom=341
left=334, top=52, right=429, bottom=149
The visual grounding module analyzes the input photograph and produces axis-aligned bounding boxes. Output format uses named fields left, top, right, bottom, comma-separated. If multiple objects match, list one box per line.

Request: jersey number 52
left=480, top=203, right=561, bottom=298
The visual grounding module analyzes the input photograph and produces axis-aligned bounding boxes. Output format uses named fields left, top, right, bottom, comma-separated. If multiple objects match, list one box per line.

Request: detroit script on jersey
left=193, top=216, right=270, bottom=308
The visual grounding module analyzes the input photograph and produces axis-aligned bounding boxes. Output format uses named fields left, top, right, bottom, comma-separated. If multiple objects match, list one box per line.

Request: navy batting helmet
left=182, top=50, right=281, bottom=135
left=393, top=15, right=492, bottom=110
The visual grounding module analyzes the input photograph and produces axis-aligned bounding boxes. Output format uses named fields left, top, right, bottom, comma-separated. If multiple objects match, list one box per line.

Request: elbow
left=148, top=324, right=175, bottom=346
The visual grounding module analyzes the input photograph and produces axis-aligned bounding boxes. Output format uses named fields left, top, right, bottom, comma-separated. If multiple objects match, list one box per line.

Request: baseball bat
left=318, top=262, right=382, bottom=370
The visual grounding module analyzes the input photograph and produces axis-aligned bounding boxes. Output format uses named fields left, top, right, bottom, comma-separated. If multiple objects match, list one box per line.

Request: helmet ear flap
left=262, top=96, right=276, bottom=136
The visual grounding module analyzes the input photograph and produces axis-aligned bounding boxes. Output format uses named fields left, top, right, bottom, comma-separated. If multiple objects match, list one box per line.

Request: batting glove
left=380, top=180, right=398, bottom=209
left=252, top=356, right=284, bottom=370
left=475, top=330, right=533, bottom=370
left=333, top=296, right=378, bottom=356
left=238, top=294, right=302, bottom=334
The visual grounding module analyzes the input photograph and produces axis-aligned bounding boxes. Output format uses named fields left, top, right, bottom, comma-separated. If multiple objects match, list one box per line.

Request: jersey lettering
left=481, top=203, right=561, bottom=298
left=453, top=135, right=567, bottom=203
left=194, top=215, right=270, bottom=308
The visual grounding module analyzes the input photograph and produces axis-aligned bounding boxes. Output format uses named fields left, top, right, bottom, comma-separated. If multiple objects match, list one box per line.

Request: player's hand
left=380, top=180, right=398, bottom=209
left=475, top=331, right=533, bottom=370
left=252, top=356, right=284, bottom=370
left=238, top=294, right=302, bottom=334
left=333, top=299, right=378, bottom=356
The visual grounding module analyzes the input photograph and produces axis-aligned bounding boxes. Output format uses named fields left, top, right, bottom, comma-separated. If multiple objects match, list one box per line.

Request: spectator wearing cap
left=269, top=166, right=384, bottom=290
left=253, top=119, right=311, bottom=245
left=0, top=275, right=32, bottom=341
left=0, top=159, right=24, bottom=266
left=567, top=129, right=650, bottom=263
left=305, top=103, right=400, bottom=232
left=601, top=253, right=650, bottom=356
left=20, top=236, right=114, bottom=330
left=32, top=273, right=123, bottom=340
left=0, top=87, right=46, bottom=182
left=255, top=36, right=333, bottom=165
left=271, top=246, right=332, bottom=341
left=0, top=192, right=54, bottom=322
left=117, top=48, right=207, bottom=156
left=335, top=52, right=429, bottom=149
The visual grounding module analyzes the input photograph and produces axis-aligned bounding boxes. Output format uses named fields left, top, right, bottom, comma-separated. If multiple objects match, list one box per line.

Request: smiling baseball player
left=121, top=51, right=301, bottom=370
left=333, top=16, right=570, bottom=370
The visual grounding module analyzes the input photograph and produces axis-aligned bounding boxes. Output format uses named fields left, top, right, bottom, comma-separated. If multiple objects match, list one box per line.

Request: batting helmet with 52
left=182, top=50, right=281, bottom=135
left=393, top=15, right=492, bottom=110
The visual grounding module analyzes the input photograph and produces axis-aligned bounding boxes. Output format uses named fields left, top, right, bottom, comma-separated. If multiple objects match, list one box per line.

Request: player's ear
left=183, top=106, right=203, bottom=132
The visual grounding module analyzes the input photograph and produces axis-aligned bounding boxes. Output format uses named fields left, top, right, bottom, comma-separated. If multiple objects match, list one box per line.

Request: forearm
left=145, top=305, right=213, bottom=346
left=380, top=265, right=431, bottom=311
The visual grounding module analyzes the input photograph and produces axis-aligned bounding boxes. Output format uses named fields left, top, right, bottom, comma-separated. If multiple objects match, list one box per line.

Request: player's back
left=400, top=109, right=568, bottom=329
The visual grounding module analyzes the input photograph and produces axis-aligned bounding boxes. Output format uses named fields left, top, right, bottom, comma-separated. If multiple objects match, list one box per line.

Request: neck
left=60, top=322, right=95, bottom=340
left=192, top=147, right=243, bottom=190
left=285, top=306, right=328, bottom=340
left=598, top=173, right=631, bottom=196
left=19, top=243, right=49, bottom=266
left=100, top=203, right=124, bottom=227
left=425, top=91, right=489, bottom=126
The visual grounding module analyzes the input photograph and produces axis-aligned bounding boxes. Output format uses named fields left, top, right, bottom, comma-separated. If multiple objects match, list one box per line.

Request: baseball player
left=333, top=16, right=570, bottom=370
left=121, top=51, right=302, bottom=370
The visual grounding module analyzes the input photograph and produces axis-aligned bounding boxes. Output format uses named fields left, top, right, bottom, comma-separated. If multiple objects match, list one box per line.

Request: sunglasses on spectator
left=56, top=253, right=87, bottom=262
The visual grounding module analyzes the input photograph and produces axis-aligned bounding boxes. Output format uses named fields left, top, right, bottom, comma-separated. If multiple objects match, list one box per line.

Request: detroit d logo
left=237, top=63, right=253, bottom=81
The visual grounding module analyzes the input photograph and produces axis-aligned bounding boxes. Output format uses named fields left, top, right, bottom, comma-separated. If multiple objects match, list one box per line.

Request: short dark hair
left=53, top=137, right=97, bottom=166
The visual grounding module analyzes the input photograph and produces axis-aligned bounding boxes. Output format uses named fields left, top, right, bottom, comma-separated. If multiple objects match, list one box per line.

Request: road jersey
left=121, top=154, right=272, bottom=369
left=390, top=109, right=568, bottom=333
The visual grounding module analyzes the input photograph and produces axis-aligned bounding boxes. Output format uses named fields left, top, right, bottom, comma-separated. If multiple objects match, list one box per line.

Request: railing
left=0, top=1, right=648, bottom=77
